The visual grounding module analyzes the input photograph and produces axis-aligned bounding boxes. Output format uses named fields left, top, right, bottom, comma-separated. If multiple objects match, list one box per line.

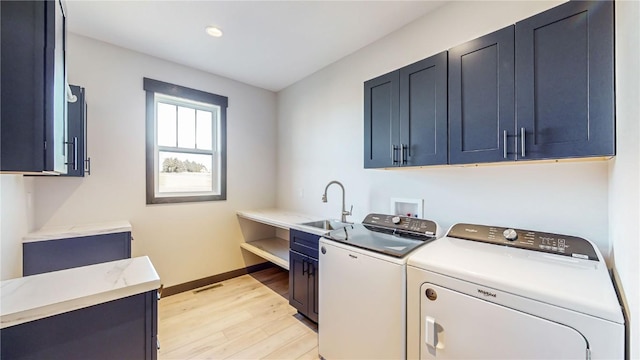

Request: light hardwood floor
left=158, top=267, right=319, bottom=359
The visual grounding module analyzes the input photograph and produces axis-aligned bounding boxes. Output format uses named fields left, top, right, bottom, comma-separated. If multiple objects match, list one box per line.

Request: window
left=144, top=78, right=227, bottom=204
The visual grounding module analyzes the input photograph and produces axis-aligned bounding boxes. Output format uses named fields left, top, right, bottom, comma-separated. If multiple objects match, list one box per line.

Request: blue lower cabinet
left=289, top=229, right=320, bottom=323
left=23, top=232, right=132, bottom=276
left=1, top=290, right=158, bottom=360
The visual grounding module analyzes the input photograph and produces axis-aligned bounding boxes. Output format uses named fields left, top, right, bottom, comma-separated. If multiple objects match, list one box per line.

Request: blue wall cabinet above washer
left=399, top=52, right=448, bottom=167
left=449, top=26, right=515, bottom=165
left=515, top=0, right=615, bottom=160
left=364, top=51, right=448, bottom=169
left=364, top=71, right=399, bottom=168
left=1, top=0, right=70, bottom=174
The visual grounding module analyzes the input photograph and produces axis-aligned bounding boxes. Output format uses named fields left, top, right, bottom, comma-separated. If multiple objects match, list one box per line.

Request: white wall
left=610, top=1, right=640, bottom=358
left=0, top=175, right=34, bottom=280
left=31, top=34, right=278, bottom=287
left=277, top=0, right=614, bottom=251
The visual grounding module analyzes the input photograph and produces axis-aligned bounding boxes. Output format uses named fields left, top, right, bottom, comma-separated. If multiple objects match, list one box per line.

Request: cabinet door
left=307, top=257, right=319, bottom=323
left=399, top=52, right=448, bottom=166
left=288, top=250, right=309, bottom=316
left=449, top=26, right=515, bottom=164
left=419, top=283, right=587, bottom=359
left=1, top=291, right=154, bottom=360
left=147, top=290, right=159, bottom=360
left=364, top=71, right=400, bottom=168
left=65, top=85, right=86, bottom=176
left=1, top=1, right=47, bottom=172
left=0, top=0, right=68, bottom=173
left=516, top=1, right=614, bottom=160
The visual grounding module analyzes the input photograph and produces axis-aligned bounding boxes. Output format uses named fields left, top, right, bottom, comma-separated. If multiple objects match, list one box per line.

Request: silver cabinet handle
left=503, top=131, right=507, bottom=159
left=64, top=137, right=78, bottom=170
left=400, top=144, right=407, bottom=165
left=85, top=157, right=91, bottom=175
left=520, top=127, right=526, bottom=158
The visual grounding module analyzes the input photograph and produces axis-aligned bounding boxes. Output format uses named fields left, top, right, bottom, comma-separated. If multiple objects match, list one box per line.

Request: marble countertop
left=0, top=256, right=161, bottom=329
left=237, top=208, right=347, bottom=236
left=23, top=221, right=132, bottom=243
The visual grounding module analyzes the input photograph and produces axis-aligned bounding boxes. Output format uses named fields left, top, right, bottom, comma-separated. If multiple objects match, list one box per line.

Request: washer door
left=420, top=283, right=588, bottom=359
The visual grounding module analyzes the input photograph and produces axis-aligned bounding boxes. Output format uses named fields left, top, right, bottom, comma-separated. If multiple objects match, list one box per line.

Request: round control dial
left=391, top=216, right=401, bottom=225
left=503, top=228, right=518, bottom=241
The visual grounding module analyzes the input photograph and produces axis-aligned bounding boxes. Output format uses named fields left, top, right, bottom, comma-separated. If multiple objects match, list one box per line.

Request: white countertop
left=237, top=208, right=341, bottom=236
left=0, top=256, right=161, bottom=329
left=237, top=208, right=323, bottom=229
left=23, top=220, right=132, bottom=243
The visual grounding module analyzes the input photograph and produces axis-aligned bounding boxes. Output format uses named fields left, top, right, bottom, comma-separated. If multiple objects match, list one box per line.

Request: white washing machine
left=407, top=223, right=625, bottom=359
left=319, top=213, right=441, bottom=359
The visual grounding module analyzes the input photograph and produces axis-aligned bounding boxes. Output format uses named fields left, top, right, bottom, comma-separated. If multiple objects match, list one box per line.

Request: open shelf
left=240, top=237, right=289, bottom=270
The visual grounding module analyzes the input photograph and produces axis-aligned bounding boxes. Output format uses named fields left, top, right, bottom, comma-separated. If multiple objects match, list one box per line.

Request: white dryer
left=406, top=223, right=624, bottom=359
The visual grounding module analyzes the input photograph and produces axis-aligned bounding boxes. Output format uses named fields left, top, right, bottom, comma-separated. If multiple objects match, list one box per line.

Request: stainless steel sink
left=300, top=219, right=350, bottom=231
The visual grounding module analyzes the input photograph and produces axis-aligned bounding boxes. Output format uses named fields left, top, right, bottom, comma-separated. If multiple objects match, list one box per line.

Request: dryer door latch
left=425, top=316, right=436, bottom=347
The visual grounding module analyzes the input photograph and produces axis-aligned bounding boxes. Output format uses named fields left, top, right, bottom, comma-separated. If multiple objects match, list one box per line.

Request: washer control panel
left=447, top=223, right=599, bottom=261
left=363, top=213, right=437, bottom=239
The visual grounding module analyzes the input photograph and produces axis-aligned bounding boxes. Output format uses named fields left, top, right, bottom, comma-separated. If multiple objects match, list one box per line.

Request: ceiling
left=65, top=1, right=446, bottom=92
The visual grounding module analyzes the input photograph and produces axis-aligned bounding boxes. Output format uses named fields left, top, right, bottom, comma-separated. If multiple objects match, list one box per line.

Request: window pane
left=196, top=110, right=213, bottom=150
left=157, top=102, right=176, bottom=147
left=158, top=151, right=213, bottom=193
left=177, top=106, right=196, bottom=149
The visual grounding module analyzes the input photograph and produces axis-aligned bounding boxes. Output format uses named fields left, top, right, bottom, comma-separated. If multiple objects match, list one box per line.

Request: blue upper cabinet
left=449, top=27, right=515, bottom=165
left=364, top=51, right=448, bottom=168
left=515, top=1, right=615, bottom=160
left=64, top=85, right=90, bottom=177
left=1, top=0, right=69, bottom=174
left=399, top=52, right=448, bottom=167
left=364, top=71, right=400, bottom=168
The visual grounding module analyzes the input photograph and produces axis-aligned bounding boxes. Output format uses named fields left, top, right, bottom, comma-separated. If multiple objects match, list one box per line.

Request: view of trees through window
left=162, top=157, right=208, bottom=173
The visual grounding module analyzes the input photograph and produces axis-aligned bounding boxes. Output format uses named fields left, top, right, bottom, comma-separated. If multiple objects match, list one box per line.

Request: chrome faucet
left=322, top=180, right=352, bottom=223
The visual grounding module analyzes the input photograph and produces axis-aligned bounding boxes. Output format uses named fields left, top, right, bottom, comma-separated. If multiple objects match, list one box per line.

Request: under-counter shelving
left=240, top=238, right=290, bottom=269
left=236, top=209, right=327, bottom=271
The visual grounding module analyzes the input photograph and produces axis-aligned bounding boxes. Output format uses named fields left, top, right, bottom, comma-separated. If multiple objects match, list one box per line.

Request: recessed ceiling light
left=205, top=26, right=223, bottom=38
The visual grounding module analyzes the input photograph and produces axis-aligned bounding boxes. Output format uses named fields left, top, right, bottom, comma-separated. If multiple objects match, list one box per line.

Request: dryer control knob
left=392, top=216, right=401, bottom=225
left=503, top=228, right=518, bottom=241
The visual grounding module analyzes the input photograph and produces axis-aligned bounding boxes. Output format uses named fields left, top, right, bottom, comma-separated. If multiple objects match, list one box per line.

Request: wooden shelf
left=240, top=238, right=289, bottom=270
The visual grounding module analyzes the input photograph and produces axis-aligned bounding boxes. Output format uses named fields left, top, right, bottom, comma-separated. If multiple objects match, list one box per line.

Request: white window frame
left=144, top=78, right=227, bottom=204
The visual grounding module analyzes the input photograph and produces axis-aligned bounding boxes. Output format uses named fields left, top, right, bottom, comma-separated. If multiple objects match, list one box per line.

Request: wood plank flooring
left=158, top=266, right=319, bottom=359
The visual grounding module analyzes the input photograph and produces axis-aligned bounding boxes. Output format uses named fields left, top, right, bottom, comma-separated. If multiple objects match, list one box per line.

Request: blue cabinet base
left=289, top=229, right=319, bottom=323
left=1, top=290, right=158, bottom=360
left=23, top=232, right=132, bottom=276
